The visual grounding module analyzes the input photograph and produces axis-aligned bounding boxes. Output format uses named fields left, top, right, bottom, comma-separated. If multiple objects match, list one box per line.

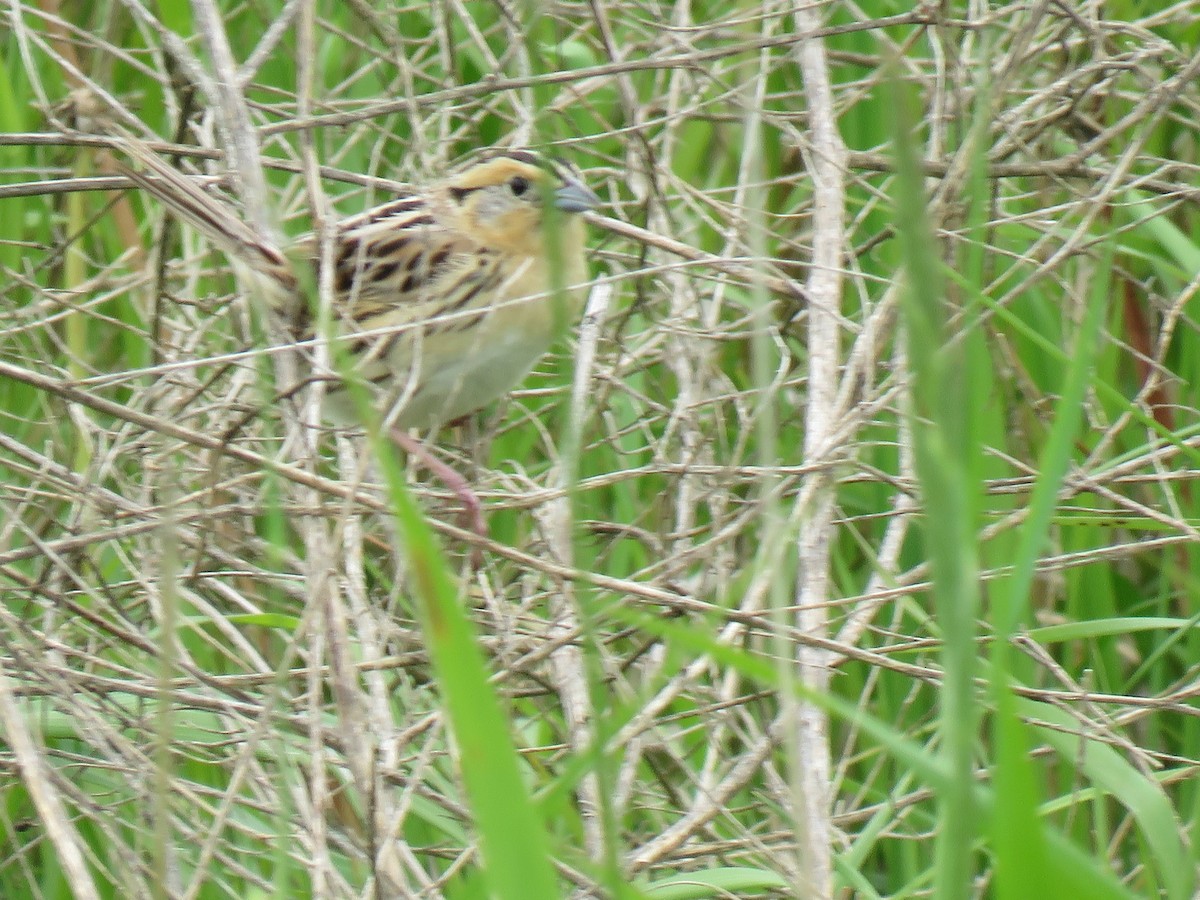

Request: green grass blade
left=887, top=71, right=982, bottom=900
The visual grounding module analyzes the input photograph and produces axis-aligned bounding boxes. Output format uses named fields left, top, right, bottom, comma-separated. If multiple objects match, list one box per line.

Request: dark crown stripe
left=498, top=149, right=542, bottom=166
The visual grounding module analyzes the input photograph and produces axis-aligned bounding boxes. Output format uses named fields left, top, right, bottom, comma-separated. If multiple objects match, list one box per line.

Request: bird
left=114, top=140, right=600, bottom=532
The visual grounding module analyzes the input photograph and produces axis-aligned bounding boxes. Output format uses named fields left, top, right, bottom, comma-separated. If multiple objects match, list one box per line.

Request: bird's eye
left=509, top=176, right=529, bottom=196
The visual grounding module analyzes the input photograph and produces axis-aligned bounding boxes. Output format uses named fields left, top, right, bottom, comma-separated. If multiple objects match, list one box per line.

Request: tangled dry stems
left=2, top=1, right=1199, bottom=896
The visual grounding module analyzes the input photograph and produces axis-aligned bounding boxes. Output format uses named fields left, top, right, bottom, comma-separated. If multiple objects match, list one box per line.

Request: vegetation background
left=1, top=1, right=1198, bottom=898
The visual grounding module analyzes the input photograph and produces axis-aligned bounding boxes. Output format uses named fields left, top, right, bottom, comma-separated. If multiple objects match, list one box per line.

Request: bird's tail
left=109, top=133, right=299, bottom=309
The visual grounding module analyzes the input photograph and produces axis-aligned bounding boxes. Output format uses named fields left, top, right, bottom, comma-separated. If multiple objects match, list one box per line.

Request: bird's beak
left=554, top=179, right=601, bottom=213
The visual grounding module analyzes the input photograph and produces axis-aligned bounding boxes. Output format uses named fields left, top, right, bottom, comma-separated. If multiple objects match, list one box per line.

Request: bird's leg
left=388, top=427, right=487, bottom=539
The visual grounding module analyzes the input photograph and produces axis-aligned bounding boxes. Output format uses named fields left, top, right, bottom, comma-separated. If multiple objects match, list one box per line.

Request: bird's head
left=438, top=150, right=600, bottom=255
